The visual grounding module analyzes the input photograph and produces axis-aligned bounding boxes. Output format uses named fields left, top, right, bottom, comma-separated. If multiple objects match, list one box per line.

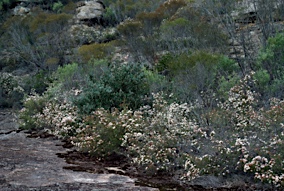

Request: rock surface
left=13, top=5, right=30, bottom=16
left=0, top=110, right=18, bottom=134
left=0, top=110, right=158, bottom=191
left=76, top=0, right=104, bottom=20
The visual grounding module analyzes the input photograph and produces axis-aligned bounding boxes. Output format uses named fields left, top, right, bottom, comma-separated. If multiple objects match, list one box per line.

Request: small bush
left=74, top=63, right=150, bottom=114
left=28, top=12, right=71, bottom=33
left=72, top=108, right=142, bottom=157
left=117, top=19, right=143, bottom=37
left=33, top=98, right=80, bottom=137
left=123, top=92, right=204, bottom=177
left=62, top=1, right=76, bottom=14
left=52, top=1, right=63, bottom=13
left=23, top=70, right=50, bottom=95
left=19, top=92, right=48, bottom=130
left=78, top=42, right=115, bottom=63
left=102, top=7, right=118, bottom=26
left=52, top=63, right=80, bottom=90
left=160, top=52, right=239, bottom=103
left=0, top=72, right=24, bottom=108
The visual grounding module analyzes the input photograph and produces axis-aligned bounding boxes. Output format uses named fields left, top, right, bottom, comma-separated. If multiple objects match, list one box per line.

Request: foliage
left=143, top=68, right=172, bottom=95
left=74, top=63, right=150, bottom=114
left=28, top=0, right=70, bottom=10
left=256, top=33, right=284, bottom=99
left=52, top=62, right=79, bottom=90
left=78, top=42, right=115, bottom=63
left=72, top=108, right=141, bottom=157
left=107, top=0, right=167, bottom=22
left=102, top=7, right=118, bottom=26
left=123, top=92, right=202, bottom=177
left=23, top=70, right=51, bottom=95
left=117, top=19, right=143, bottom=37
left=28, top=12, right=72, bottom=33
left=32, top=98, right=81, bottom=137
left=52, top=1, right=64, bottom=13
left=0, top=72, right=24, bottom=108
left=19, top=92, right=48, bottom=130
left=5, top=0, right=284, bottom=188
left=204, top=72, right=284, bottom=186
left=0, top=0, right=16, bottom=11
left=157, top=52, right=239, bottom=103
left=157, top=51, right=219, bottom=75
left=61, top=1, right=76, bottom=14
left=1, top=11, right=74, bottom=71
left=159, top=5, right=227, bottom=53
left=117, top=1, right=226, bottom=63
left=19, top=70, right=284, bottom=188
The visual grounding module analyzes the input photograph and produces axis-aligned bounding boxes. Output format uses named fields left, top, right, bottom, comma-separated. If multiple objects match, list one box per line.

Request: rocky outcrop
left=232, top=0, right=284, bottom=23
left=75, top=0, right=105, bottom=25
left=13, top=5, right=30, bottom=16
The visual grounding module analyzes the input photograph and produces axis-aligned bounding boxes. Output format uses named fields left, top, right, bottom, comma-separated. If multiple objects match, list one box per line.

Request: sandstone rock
left=76, top=0, right=105, bottom=21
left=232, top=0, right=284, bottom=23
left=13, top=5, right=30, bottom=16
left=0, top=110, right=18, bottom=134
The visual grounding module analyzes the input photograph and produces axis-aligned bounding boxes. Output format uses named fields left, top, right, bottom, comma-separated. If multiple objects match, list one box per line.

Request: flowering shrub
left=35, top=99, right=81, bottom=138
left=210, top=72, right=284, bottom=187
left=123, top=93, right=206, bottom=179
left=237, top=98, right=284, bottom=187
left=71, top=108, right=143, bottom=157
left=19, top=70, right=284, bottom=188
left=19, top=91, right=81, bottom=135
left=19, top=91, right=47, bottom=130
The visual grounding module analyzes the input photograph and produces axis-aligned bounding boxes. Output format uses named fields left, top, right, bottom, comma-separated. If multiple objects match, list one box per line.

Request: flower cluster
left=243, top=156, right=284, bottom=186
left=72, top=108, right=143, bottom=157
left=123, top=92, right=206, bottom=180
left=35, top=99, right=81, bottom=137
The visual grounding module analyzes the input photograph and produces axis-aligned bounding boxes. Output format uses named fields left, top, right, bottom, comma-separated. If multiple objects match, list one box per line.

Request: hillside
left=0, top=0, right=284, bottom=189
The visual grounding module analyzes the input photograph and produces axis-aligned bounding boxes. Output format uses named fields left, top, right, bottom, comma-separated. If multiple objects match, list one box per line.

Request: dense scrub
left=0, top=0, right=283, bottom=188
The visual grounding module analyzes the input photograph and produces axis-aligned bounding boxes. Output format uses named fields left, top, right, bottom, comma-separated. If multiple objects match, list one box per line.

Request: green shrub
left=72, top=108, right=141, bottom=157
left=62, top=1, right=76, bottom=14
left=19, top=92, right=48, bottom=130
left=157, top=51, right=220, bottom=76
left=102, top=7, right=118, bottom=26
left=29, top=12, right=72, bottom=33
left=143, top=68, right=174, bottom=99
left=23, top=70, right=51, bottom=95
left=123, top=92, right=203, bottom=177
left=0, top=73, right=24, bottom=108
left=52, top=63, right=79, bottom=90
left=52, top=1, right=63, bottom=13
left=78, top=42, right=115, bottom=63
left=156, top=52, right=239, bottom=103
left=2, top=11, right=74, bottom=71
left=74, top=63, right=150, bottom=114
left=256, top=33, right=284, bottom=99
left=117, top=20, right=143, bottom=37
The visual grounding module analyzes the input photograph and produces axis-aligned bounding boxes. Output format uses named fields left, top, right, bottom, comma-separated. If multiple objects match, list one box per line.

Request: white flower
left=61, top=116, right=74, bottom=123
